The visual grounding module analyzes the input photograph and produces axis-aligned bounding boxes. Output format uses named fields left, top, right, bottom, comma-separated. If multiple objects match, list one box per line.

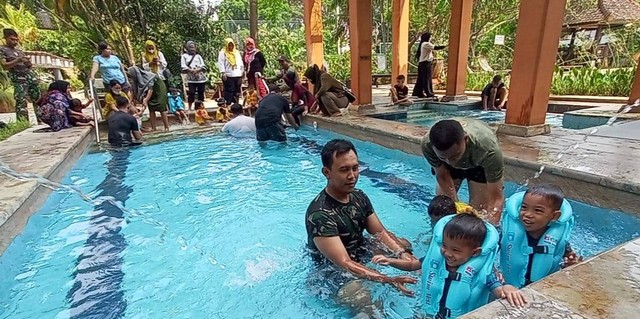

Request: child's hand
left=500, top=285, right=527, bottom=308
left=371, top=255, right=391, bottom=265
left=562, top=251, right=582, bottom=268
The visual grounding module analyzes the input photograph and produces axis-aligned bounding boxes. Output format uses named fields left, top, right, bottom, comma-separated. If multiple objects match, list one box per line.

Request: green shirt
left=305, top=189, right=374, bottom=260
left=422, top=118, right=504, bottom=183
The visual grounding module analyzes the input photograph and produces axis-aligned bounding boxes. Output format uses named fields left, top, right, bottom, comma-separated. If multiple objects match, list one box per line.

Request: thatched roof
left=565, top=0, right=640, bottom=28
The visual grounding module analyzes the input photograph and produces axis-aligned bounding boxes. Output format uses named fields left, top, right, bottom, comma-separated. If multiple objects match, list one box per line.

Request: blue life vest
left=499, top=191, right=574, bottom=288
left=421, top=215, right=499, bottom=318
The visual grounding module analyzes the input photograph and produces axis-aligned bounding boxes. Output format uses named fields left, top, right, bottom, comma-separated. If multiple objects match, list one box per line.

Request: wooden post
left=630, top=59, right=640, bottom=112
left=348, top=0, right=373, bottom=106
left=249, top=0, right=258, bottom=41
left=304, top=0, right=324, bottom=69
left=505, top=0, right=566, bottom=126
left=391, top=0, right=410, bottom=81
left=442, top=0, right=474, bottom=102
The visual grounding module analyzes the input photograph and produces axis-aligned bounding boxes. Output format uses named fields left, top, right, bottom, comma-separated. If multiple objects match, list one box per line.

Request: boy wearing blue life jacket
left=500, top=184, right=582, bottom=289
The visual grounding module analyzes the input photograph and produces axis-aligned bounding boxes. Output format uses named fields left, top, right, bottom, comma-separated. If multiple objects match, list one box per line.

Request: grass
left=0, top=120, right=31, bottom=141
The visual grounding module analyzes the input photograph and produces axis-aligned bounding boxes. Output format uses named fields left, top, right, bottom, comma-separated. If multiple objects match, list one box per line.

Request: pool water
left=400, top=109, right=564, bottom=128
left=1, top=128, right=639, bottom=319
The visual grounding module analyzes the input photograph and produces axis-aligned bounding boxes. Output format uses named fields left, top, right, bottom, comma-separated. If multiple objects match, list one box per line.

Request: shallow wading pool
left=1, top=128, right=639, bottom=319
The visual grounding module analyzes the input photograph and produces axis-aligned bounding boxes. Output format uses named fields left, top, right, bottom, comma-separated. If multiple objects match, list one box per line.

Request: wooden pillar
left=304, top=0, right=324, bottom=69
left=505, top=0, right=566, bottom=126
left=249, top=0, right=258, bottom=41
left=442, top=0, right=474, bottom=102
left=630, top=59, right=640, bottom=110
left=391, top=0, right=410, bottom=81
left=348, top=0, right=373, bottom=105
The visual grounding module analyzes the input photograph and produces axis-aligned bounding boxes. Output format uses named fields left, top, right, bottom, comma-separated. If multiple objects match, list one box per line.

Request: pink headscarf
left=244, top=38, right=259, bottom=67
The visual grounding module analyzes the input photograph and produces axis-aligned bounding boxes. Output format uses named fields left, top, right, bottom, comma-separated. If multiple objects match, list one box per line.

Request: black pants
left=187, top=82, right=205, bottom=104
left=223, top=77, right=242, bottom=104
left=291, top=105, right=306, bottom=126
left=256, top=122, right=287, bottom=142
left=412, top=61, right=434, bottom=98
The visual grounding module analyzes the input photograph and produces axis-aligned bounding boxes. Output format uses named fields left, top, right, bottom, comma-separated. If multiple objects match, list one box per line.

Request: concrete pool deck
left=0, top=93, right=639, bottom=318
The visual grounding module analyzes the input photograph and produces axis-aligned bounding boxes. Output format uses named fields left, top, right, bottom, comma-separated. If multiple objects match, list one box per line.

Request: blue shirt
left=93, top=55, right=126, bottom=84
left=167, top=94, right=185, bottom=113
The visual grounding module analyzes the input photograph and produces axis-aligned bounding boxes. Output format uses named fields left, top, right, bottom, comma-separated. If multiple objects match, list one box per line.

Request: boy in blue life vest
left=500, top=184, right=582, bottom=288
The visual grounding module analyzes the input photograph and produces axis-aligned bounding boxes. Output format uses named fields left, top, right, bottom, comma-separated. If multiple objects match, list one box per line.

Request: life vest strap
left=532, top=245, right=549, bottom=254
left=437, top=271, right=461, bottom=318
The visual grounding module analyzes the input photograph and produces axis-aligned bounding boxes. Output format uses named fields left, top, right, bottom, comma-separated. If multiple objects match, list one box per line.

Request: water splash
left=520, top=99, right=639, bottom=189
left=0, top=160, right=225, bottom=269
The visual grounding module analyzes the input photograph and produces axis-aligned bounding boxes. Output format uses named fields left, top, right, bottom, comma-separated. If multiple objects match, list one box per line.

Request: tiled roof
left=565, top=0, right=640, bottom=26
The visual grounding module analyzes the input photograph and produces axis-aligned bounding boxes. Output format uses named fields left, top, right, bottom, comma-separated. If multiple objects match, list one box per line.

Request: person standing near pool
left=89, top=41, right=132, bottom=100
left=422, top=118, right=504, bottom=225
left=0, top=28, right=40, bottom=121
left=306, top=139, right=418, bottom=296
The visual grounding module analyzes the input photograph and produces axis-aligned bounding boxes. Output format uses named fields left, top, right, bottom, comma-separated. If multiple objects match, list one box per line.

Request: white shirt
left=181, top=53, right=207, bottom=83
left=142, top=51, right=168, bottom=79
left=419, top=42, right=435, bottom=63
left=217, top=50, right=244, bottom=77
left=222, top=115, right=256, bottom=138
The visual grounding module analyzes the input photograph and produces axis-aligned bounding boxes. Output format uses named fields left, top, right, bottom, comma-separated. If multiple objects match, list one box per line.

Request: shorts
left=256, top=122, right=287, bottom=142
left=431, top=164, right=487, bottom=184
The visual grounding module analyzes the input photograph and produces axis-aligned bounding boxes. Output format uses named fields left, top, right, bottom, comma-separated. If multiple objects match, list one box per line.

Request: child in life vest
left=500, top=184, right=581, bottom=288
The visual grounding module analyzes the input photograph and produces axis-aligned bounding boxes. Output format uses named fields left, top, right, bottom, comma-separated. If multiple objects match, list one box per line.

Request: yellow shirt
left=215, top=107, right=231, bottom=122
left=103, top=92, right=129, bottom=118
left=195, top=109, right=211, bottom=124
left=244, top=91, right=259, bottom=107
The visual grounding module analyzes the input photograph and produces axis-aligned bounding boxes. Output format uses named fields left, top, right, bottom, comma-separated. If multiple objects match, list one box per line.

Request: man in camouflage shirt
left=0, top=29, right=40, bottom=121
left=305, top=139, right=417, bottom=296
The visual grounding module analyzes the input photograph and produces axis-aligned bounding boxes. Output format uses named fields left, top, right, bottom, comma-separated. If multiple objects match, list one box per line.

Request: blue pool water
left=401, top=110, right=564, bottom=128
left=1, top=128, right=639, bottom=319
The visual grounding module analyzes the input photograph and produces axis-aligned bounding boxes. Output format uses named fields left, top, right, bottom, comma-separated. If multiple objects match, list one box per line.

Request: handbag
left=343, top=86, right=356, bottom=103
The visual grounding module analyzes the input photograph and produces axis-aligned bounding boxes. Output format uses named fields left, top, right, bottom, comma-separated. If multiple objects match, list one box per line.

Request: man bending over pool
left=305, top=139, right=417, bottom=296
left=422, top=119, right=504, bottom=225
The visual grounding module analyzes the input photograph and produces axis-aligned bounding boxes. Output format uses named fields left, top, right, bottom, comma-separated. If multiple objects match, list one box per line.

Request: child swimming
left=500, top=184, right=581, bottom=288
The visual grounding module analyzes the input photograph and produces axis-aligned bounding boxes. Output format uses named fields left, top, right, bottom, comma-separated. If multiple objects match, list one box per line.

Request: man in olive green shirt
left=422, top=118, right=504, bottom=225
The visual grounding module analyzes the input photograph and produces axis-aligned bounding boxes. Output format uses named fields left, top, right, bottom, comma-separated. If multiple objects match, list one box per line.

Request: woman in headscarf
left=37, top=81, right=88, bottom=131
left=303, top=64, right=349, bottom=117
left=217, top=38, right=244, bottom=104
left=89, top=41, right=131, bottom=98
left=243, top=37, right=266, bottom=89
left=412, top=32, right=446, bottom=99
left=128, top=66, right=170, bottom=132
left=142, top=40, right=168, bottom=80
left=181, top=41, right=207, bottom=111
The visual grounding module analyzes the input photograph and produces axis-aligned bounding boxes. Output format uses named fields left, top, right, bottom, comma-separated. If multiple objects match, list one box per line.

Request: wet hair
left=429, top=120, right=465, bottom=151
left=109, top=80, right=122, bottom=92
left=98, top=41, right=109, bottom=54
left=321, top=139, right=358, bottom=169
left=3, top=28, right=17, bottom=38
left=493, top=75, right=502, bottom=83
left=525, top=183, right=564, bottom=211
left=195, top=100, right=204, bottom=109
left=230, top=103, right=243, bottom=115
left=428, top=195, right=457, bottom=219
left=115, top=96, right=129, bottom=108
left=396, top=75, right=406, bottom=81
left=443, top=214, right=487, bottom=248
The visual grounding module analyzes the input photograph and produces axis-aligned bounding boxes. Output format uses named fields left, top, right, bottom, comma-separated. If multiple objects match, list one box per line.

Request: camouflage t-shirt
left=0, top=45, right=28, bottom=75
left=305, top=189, right=374, bottom=260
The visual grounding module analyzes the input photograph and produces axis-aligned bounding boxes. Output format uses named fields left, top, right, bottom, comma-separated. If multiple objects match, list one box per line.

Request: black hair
left=3, top=28, right=18, bottom=38
left=109, top=80, right=121, bottom=92
left=396, top=75, right=406, bottom=80
left=70, top=98, right=83, bottom=109
left=493, top=75, right=502, bottom=83
left=230, top=103, right=243, bottom=115
left=525, top=183, right=564, bottom=210
left=429, top=119, right=465, bottom=151
left=195, top=100, right=204, bottom=109
left=443, top=214, right=486, bottom=248
left=98, top=41, right=109, bottom=54
left=115, top=96, right=129, bottom=108
left=321, top=139, right=358, bottom=168
left=415, top=32, right=432, bottom=60
left=428, top=195, right=457, bottom=218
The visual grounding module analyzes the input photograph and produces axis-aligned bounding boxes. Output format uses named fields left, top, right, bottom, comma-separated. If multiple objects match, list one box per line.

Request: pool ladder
left=88, top=80, right=101, bottom=144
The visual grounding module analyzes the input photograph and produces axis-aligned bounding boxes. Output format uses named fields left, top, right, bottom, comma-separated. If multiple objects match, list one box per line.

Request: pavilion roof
left=565, top=0, right=640, bottom=28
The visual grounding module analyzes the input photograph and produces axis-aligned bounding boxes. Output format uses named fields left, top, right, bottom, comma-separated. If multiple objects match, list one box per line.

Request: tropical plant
left=0, top=71, right=15, bottom=112
left=0, top=119, right=30, bottom=140
left=0, top=4, right=39, bottom=49
left=551, top=67, right=634, bottom=97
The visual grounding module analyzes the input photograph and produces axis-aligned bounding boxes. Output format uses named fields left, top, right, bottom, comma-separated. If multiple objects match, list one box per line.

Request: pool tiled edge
left=0, top=126, right=93, bottom=253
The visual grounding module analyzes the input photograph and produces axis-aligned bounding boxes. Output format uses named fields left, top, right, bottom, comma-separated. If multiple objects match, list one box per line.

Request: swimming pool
left=1, top=128, right=638, bottom=319
left=399, top=109, right=564, bottom=128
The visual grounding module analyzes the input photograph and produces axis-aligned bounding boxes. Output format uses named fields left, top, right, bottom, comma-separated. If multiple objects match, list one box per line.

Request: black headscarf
left=415, top=32, right=432, bottom=61
left=37, top=80, right=70, bottom=106
left=303, top=64, right=322, bottom=94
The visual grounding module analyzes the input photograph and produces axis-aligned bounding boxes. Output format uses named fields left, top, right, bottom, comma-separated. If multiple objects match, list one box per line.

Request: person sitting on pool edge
left=108, top=96, right=143, bottom=147
left=305, top=139, right=418, bottom=300
left=390, top=74, right=412, bottom=106
left=422, top=119, right=504, bottom=226
left=500, top=184, right=582, bottom=289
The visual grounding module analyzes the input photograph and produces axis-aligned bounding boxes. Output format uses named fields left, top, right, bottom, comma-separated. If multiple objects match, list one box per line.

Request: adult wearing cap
left=218, top=38, right=244, bottom=104
left=269, top=55, right=298, bottom=92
